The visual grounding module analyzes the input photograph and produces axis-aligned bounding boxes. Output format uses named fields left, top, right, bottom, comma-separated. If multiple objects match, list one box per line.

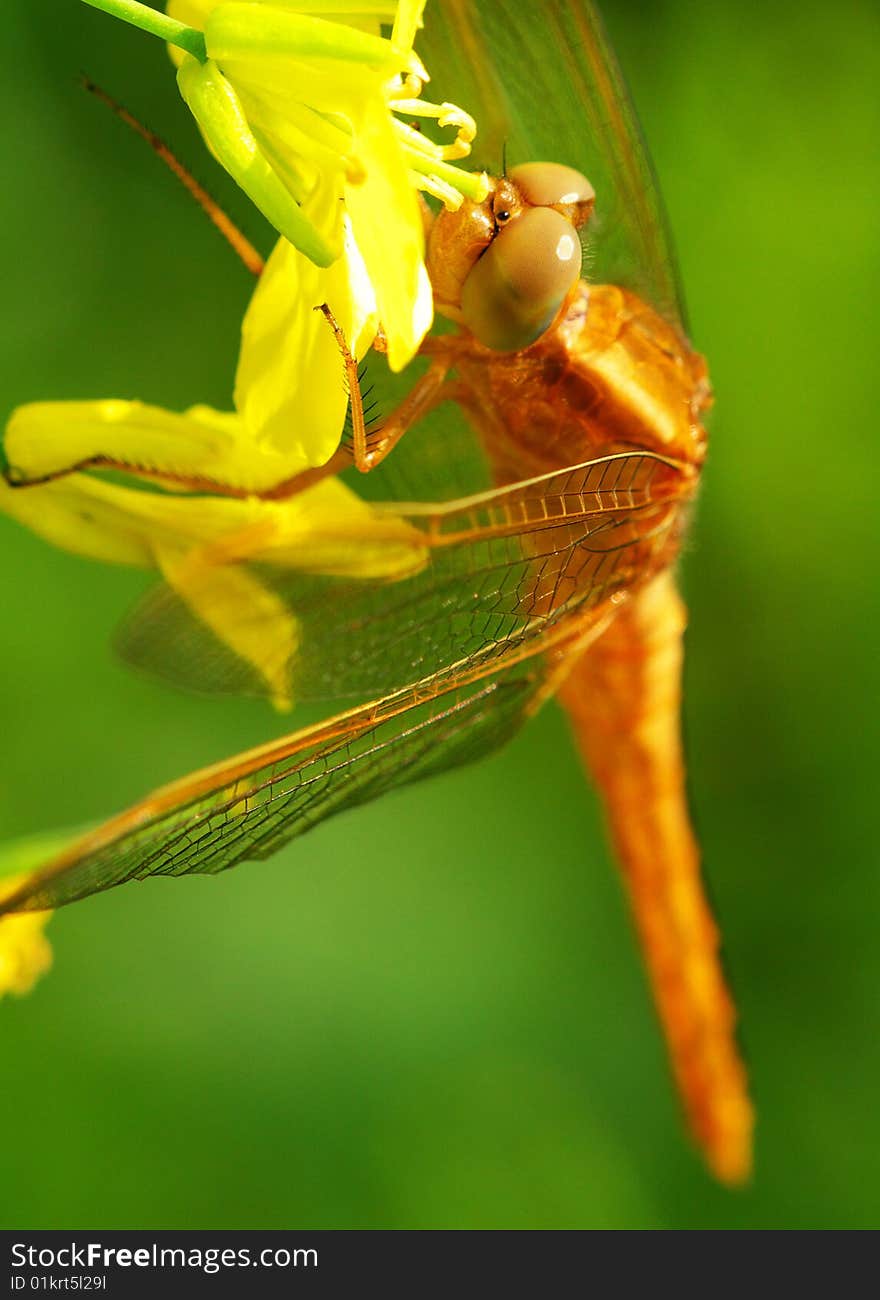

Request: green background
left=1, top=0, right=877, bottom=1229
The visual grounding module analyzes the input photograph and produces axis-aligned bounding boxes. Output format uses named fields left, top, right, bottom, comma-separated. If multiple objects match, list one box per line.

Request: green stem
left=80, top=0, right=207, bottom=61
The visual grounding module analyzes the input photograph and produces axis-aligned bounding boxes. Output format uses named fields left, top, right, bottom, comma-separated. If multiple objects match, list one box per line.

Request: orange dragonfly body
left=424, top=205, right=751, bottom=1183
left=0, top=1, right=752, bottom=1181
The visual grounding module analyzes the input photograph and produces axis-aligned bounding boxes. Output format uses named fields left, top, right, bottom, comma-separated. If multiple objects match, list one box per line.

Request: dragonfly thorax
left=427, top=162, right=595, bottom=353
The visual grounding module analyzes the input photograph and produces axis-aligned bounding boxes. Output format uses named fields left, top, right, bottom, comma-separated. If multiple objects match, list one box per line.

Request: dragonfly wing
left=343, top=347, right=495, bottom=505
left=117, top=451, right=694, bottom=704
left=421, top=0, right=686, bottom=329
left=0, top=655, right=553, bottom=915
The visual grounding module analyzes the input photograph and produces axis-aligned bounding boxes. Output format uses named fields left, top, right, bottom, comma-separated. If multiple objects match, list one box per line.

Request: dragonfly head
left=427, top=162, right=595, bottom=352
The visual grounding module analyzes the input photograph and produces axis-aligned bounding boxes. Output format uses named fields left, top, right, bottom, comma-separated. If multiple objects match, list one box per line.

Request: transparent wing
left=118, top=451, right=694, bottom=704
left=0, top=653, right=558, bottom=915
left=343, top=348, right=496, bottom=505
left=420, top=0, right=686, bottom=329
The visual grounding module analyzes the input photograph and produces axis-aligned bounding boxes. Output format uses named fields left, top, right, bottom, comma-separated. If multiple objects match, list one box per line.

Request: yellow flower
left=165, top=0, right=486, bottom=369
left=3, top=2, right=489, bottom=706
left=0, top=418, right=424, bottom=708
left=2, top=142, right=428, bottom=710
left=6, top=204, right=382, bottom=487
left=81, top=2, right=485, bottom=369
left=234, top=218, right=380, bottom=475
left=1, top=227, right=427, bottom=709
left=0, top=873, right=52, bottom=1000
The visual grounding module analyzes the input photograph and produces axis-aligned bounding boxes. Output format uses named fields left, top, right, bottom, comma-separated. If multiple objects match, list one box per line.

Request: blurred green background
left=1, top=0, right=877, bottom=1229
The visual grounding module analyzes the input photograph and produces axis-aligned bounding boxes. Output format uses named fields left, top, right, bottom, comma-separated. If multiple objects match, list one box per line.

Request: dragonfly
left=0, top=0, right=752, bottom=1182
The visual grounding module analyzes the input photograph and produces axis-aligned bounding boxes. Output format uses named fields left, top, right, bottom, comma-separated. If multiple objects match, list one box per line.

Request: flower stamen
left=390, top=98, right=476, bottom=160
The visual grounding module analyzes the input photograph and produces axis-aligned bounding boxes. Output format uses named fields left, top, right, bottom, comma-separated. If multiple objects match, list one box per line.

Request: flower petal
left=155, top=540, right=300, bottom=708
left=167, top=0, right=220, bottom=29
left=344, top=93, right=432, bottom=369
left=152, top=475, right=426, bottom=706
left=3, top=398, right=305, bottom=495
left=177, top=55, right=338, bottom=265
left=0, top=875, right=52, bottom=1000
left=234, top=219, right=379, bottom=465
left=1, top=463, right=426, bottom=703
left=391, top=0, right=426, bottom=50
left=205, top=3, right=423, bottom=76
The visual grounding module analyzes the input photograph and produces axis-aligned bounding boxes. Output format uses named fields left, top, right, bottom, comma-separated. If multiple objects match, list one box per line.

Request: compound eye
left=509, top=162, right=595, bottom=227
left=460, top=206, right=582, bottom=352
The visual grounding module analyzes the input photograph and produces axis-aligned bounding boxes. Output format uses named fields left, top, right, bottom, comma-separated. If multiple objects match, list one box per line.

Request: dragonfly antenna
left=80, top=76, right=265, bottom=277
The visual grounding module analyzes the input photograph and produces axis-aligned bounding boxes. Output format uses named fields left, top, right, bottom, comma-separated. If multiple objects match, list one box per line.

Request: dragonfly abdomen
left=558, top=570, right=753, bottom=1183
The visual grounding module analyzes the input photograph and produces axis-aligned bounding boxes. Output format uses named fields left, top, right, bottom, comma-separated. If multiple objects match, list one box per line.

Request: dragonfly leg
left=1, top=321, right=458, bottom=500
left=356, top=357, right=456, bottom=472
left=0, top=403, right=261, bottom=498
left=558, top=569, right=754, bottom=1184
left=82, top=78, right=264, bottom=277
left=204, top=338, right=461, bottom=500
left=316, top=307, right=456, bottom=474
